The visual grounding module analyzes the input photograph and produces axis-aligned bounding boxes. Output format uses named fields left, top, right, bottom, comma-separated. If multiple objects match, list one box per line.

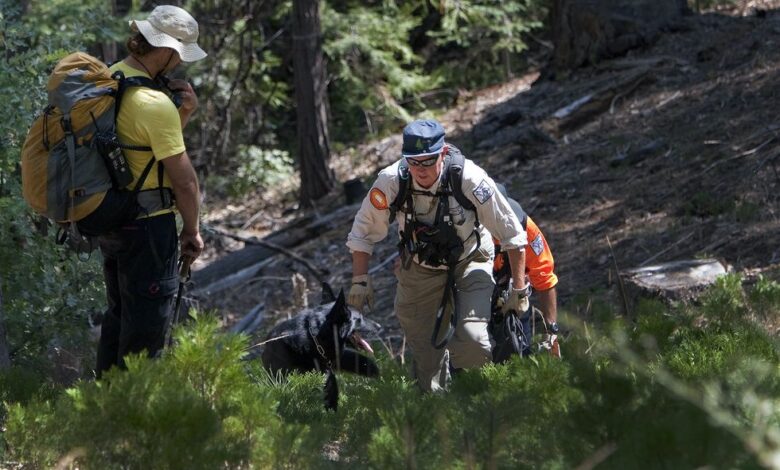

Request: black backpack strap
left=120, top=75, right=162, bottom=91
left=389, top=161, right=411, bottom=224
left=431, top=268, right=458, bottom=349
left=132, top=157, right=157, bottom=193
left=445, top=146, right=479, bottom=229
left=112, top=72, right=169, bottom=196
left=156, top=161, right=167, bottom=207
left=446, top=146, right=474, bottom=210
left=507, top=197, right=528, bottom=231
left=392, top=161, right=417, bottom=269
left=112, top=71, right=154, bottom=154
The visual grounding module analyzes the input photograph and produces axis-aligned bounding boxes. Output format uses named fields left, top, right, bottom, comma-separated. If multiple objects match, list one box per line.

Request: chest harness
left=389, top=146, right=481, bottom=349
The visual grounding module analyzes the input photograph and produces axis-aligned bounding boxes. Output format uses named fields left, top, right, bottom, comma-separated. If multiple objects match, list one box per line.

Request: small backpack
left=21, top=52, right=163, bottom=238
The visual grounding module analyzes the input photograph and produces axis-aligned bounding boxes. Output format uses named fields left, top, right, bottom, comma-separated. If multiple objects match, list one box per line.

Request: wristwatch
left=548, top=322, right=560, bottom=334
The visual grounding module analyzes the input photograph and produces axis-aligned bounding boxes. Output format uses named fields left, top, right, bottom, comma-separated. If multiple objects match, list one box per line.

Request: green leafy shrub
left=430, top=0, right=547, bottom=87
left=0, top=0, right=121, bottom=375
left=322, top=2, right=439, bottom=142
left=446, top=357, right=582, bottom=469
left=0, top=195, right=103, bottom=370
left=6, top=318, right=268, bottom=468
left=338, top=358, right=450, bottom=468
left=228, top=146, right=295, bottom=198
left=5, top=305, right=778, bottom=469
left=749, top=275, right=780, bottom=320
left=701, top=272, right=748, bottom=323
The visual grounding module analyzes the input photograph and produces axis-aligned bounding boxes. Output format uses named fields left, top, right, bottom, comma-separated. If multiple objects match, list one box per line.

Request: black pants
left=95, top=212, right=178, bottom=378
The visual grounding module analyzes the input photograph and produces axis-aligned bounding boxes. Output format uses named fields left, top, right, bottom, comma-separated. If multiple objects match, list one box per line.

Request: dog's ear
left=335, top=289, right=346, bottom=306
left=321, top=282, right=337, bottom=304
left=328, top=290, right=349, bottom=323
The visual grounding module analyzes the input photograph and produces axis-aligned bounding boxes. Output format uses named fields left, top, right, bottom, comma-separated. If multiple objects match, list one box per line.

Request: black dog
left=261, top=285, right=381, bottom=410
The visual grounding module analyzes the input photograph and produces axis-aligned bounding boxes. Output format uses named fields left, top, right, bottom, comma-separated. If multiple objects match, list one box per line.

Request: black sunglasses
left=405, top=155, right=439, bottom=167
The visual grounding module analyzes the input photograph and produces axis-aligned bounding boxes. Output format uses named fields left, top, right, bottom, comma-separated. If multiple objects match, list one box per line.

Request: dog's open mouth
left=350, top=332, right=374, bottom=354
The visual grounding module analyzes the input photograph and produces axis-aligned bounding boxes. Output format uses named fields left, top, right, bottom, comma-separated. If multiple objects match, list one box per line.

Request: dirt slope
left=196, top=8, right=780, bottom=342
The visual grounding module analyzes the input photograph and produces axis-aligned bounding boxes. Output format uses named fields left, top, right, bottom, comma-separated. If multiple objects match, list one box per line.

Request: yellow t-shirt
left=109, top=61, right=185, bottom=216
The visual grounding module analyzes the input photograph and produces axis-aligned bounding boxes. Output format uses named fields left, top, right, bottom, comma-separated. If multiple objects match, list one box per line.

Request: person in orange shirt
left=492, top=188, right=560, bottom=358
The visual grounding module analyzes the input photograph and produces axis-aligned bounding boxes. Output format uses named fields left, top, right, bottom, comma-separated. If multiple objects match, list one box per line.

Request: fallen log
left=192, top=204, right=359, bottom=290
left=543, top=68, right=655, bottom=135
left=190, top=259, right=275, bottom=297
left=230, top=303, right=266, bottom=334
left=205, top=224, right=327, bottom=282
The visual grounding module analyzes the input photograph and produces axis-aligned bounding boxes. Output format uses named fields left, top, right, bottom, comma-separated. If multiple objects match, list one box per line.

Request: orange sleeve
left=525, top=217, right=558, bottom=291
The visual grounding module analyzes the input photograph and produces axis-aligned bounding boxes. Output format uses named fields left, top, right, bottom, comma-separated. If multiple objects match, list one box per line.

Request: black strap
left=157, top=162, right=166, bottom=207
left=429, top=176, right=458, bottom=349
left=112, top=72, right=153, bottom=154
left=446, top=146, right=480, bottom=229
left=132, top=158, right=156, bottom=193
left=113, top=71, right=166, bottom=195
left=389, top=162, right=411, bottom=224
left=504, top=311, right=525, bottom=356
left=431, top=268, right=458, bottom=349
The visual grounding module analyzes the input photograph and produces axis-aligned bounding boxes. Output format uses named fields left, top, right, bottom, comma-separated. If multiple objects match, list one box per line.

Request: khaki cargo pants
left=395, top=249, right=495, bottom=392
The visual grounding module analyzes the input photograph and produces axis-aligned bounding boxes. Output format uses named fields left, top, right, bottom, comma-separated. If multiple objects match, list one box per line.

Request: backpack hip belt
left=136, top=188, right=175, bottom=215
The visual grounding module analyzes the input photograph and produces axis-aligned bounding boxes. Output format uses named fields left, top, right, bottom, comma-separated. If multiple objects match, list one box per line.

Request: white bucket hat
left=130, top=5, right=207, bottom=62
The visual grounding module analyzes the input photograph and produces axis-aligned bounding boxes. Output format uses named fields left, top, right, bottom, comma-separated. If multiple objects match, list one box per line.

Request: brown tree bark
left=0, top=277, right=11, bottom=369
left=292, top=0, right=334, bottom=207
left=107, top=0, right=135, bottom=63
left=550, top=0, right=689, bottom=78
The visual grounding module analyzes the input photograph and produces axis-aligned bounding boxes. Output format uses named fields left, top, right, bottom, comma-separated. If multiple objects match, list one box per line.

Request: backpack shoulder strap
left=389, top=160, right=411, bottom=223
left=110, top=71, right=160, bottom=190
left=507, top=197, right=528, bottom=231
left=112, top=72, right=162, bottom=118
left=119, top=74, right=162, bottom=91
left=446, top=146, right=475, bottom=212
left=445, top=146, right=479, bottom=229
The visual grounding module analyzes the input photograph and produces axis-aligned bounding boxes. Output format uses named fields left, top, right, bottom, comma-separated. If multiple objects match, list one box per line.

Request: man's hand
left=348, top=274, right=374, bottom=312
left=167, top=78, right=198, bottom=113
left=500, top=284, right=531, bottom=315
left=180, top=230, right=204, bottom=259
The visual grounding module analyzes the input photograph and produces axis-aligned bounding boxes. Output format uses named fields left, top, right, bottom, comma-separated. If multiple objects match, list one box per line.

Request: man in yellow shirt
left=95, top=5, right=206, bottom=377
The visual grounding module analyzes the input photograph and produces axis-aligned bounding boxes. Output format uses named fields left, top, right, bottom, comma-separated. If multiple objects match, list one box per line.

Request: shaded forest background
left=1, top=0, right=780, bottom=468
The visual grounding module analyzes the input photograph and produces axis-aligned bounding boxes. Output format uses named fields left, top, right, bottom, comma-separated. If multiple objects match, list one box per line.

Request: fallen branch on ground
left=205, top=224, right=328, bottom=282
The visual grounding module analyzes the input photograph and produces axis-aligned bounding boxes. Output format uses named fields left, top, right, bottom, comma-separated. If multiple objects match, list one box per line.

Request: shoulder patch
left=369, top=188, right=389, bottom=210
left=530, top=233, right=544, bottom=256
left=472, top=179, right=494, bottom=205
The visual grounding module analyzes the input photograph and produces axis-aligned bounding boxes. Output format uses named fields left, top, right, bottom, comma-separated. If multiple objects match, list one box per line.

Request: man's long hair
left=126, top=32, right=155, bottom=57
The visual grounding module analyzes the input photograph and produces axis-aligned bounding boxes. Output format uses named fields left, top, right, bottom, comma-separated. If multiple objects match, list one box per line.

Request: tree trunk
left=550, top=0, right=689, bottom=77
left=292, top=0, right=334, bottom=207
left=0, top=276, right=12, bottom=369
left=620, top=259, right=729, bottom=314
left=93, top=0, right=134, bottom=63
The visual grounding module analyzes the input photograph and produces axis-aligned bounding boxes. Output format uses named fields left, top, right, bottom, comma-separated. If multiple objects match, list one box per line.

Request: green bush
left=431, top=0, right=547, bottom=87
left=4, top=302, right=778, bottom=469
left=322, top=2, right=439, bottom=142
left=0, top=0, right=121, bottom=375
left=701, top=272, right=748, bottom=322
left=749, top=275, right=780, bottom=320
left=229, top=146, right=295, bottom=198
left=0, top=195, right=103, bottom=369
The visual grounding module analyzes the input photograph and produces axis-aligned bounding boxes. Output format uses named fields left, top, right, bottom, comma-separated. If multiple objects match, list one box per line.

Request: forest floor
left=194, top=5, right=780, bottom=350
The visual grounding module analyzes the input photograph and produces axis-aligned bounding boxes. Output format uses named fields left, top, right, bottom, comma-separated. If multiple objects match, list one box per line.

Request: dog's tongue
left=351, top=333, right=374, bottom=354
